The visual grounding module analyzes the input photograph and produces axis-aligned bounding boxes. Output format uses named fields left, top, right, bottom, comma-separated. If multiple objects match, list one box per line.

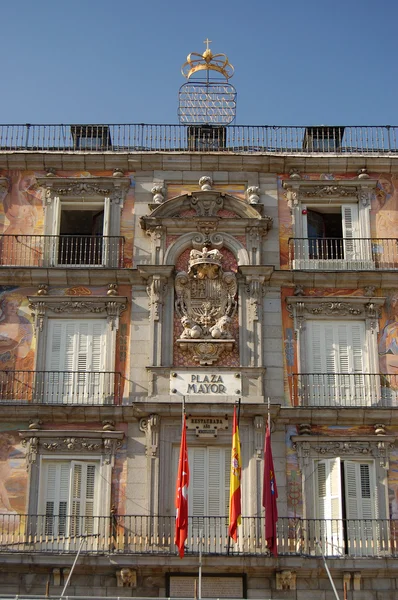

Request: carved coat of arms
left=175, top=247, right=237, bottom=365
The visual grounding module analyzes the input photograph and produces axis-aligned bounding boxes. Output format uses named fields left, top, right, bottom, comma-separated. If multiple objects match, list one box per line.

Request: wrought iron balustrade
left=291, top=373, right=398, bottom=407
left=0, top=514, right=396, bottom=557
left=0, top=124, right=397, bottom=153
left=288, top=238, right=398, bottom=270
left=0, top=370, right=122, bottom=404
left=0, top=235, right=125, bottom=267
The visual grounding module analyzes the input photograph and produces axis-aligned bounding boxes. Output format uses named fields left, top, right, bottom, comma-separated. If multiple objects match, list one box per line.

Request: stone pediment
left=141, top=190, right=272, bottom=227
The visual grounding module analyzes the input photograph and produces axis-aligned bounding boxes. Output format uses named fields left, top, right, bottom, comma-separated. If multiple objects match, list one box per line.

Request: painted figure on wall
left=2, top=171, right=38, bottom=236
left=0, top=294, right=33, bottom=370
left=0, top=170, right=42, bottom=266
left=379, top=292, right=398, bottom=387
left=0, top=431, right=27, bottom=534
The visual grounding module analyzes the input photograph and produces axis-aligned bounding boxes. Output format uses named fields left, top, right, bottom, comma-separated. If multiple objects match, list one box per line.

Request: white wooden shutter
left=344, top=461, right=375, bottom=555
left=306, top=321, right=366, bottom=406
left=189, top=448, right=206, bottom=518
left=43, top=462, right=70, bottom=537
left=102, top=197, right=111, bottom=265
left=50, top=196, right=61, bottom=266
left=69, top=461, right=97, bottom=537
left=46, top=320, right=106, bottom=403
left=188, top=447, right=230, bottom=517
left=342, top=204, right=359, bottom=261
left=316, top=458, right=343, bottom=555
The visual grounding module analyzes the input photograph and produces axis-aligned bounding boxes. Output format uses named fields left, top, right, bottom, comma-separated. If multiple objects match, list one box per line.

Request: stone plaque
left=169, top=575, right=243, bottom=598
left=170, top=371, right=241, bottom=396
left=186, top=416, right=229, bottom=438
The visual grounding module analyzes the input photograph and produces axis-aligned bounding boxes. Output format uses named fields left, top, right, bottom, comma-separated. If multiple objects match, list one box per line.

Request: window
left=41, top=459, right=98, bottom=541
left=51, top=197, right=110, bottom=266
left=292, top=434, right=394, bottom=558
left=287, top=296, right=384, bottom=408
left=315, top=458, right=376, bottom=557
left=45, top=319, right=107, bottom=404
left=284, top=180, right=375, bottom=270
left=39, top=177, right=129, bottom=268
left=305, top=320, right=368, bottom=406
left=29, top=294, right=127, bottom=405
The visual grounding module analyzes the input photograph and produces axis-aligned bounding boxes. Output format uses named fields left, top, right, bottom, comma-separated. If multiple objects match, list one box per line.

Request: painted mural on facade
left=0, top=426, right=27, bottom=535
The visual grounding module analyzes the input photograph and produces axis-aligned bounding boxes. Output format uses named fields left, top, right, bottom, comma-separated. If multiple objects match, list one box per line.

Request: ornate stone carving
left=254, top=415, right=264, bottom=458
left=40, top=177, right=130, bottom=206
left=29, top=297, right=127, bottom=332
left=20, top=431, right=123, bottom=468
left=289, top=169, right=301, bottom=180
left=146, top=275, right=168, bottom=321
left=151, top=184, right=165, bottom=204
left=301, top=185, right=355, bottom=198
left=246, top=276, right=265, bottom=321
left=139, top=414, right=160, bottom=457
left=175, top=246, right=237, bottom=365
left=286, top=296, right=384, bottom=335
left=189, top=193, right=223, bottom=216
left=116, top=568, right=137, bottom=588
left=292, top=437, right=394, bottom=469
left=357, top=168, right=369, bottom=179
left=276, top=571, right=296, bottom=591
left=107, top=284, right=118, bottom=297
left=199, top=176, right=213, bottom=191
left=246, top=185, right=260, bottom=204
left=37, top=284, right=48, bottom=296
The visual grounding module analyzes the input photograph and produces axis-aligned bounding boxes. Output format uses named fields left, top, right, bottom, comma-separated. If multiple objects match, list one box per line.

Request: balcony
left=0, top=515, right=396, bottom=558
left=291, top=373, right=398, bottom=407
left=288, top=238, right=398, bottom=270
left=0, top=124, right=397, bottom=153
left=0, top=371, right=122, bottom=404
left=0, top=235, right=125, bottom=268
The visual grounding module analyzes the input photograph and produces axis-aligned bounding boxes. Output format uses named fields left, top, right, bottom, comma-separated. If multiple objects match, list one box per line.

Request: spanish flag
left=228, top=406, right=242, bottom=541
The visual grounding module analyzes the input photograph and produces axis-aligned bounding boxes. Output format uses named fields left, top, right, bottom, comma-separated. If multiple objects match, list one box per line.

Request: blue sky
left=2, top=0, right=397, bottom=125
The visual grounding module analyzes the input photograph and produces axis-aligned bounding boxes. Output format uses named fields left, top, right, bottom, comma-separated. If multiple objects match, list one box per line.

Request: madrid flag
left=263, top=418, right=278, bottom=556
left=228, top=406, right=242, bottom=541
left=175, top=415, right=189, bottom=558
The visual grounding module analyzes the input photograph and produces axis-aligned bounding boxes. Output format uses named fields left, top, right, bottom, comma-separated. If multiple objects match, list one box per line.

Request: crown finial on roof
left=182, top=41, right=234, bottom=80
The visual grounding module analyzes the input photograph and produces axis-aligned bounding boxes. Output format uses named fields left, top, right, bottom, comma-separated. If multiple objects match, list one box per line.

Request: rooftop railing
left=0, top=370, right=122, bottom=405
left=291, top=373, right=398, bottom=407
left=0, top=124, right=397, bottom=153
left=0, top=235, right=125, bottom=268
left=0, top=514, right=396, bottom=557
left=288, top=238, right=398, bottom=270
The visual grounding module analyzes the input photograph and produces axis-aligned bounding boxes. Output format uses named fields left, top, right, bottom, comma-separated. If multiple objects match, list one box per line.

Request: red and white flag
left=175, top=414, right=189, bottom=558
left=263, top=417, right=278, bottom=556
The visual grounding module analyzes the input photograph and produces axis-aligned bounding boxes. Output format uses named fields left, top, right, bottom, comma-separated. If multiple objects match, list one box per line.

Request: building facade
left=0, top=120, right=398, bottom=599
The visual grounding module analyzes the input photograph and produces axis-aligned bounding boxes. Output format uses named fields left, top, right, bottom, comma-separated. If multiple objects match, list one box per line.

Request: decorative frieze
left=286, top=296, right=385, bottom=335
left=20, top=430, right=124, bottom=468
left=28, top=296, right=127, bottom=332
left=39, top=177, right=130, bottom=206
left=292, top=436, right=395, bottom=469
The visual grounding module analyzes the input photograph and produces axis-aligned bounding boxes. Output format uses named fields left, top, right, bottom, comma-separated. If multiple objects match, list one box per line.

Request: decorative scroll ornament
left=139, top=414, right=160, bottom=457
left=146, top=276, right=168, bottom=321
left=175, top=246, right=237, bottom=365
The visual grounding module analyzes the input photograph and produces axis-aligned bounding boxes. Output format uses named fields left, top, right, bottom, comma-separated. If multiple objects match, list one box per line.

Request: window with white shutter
left=315, top=459, right=376, bottom=556
left=45, top=319, right=106, bottom=403
left=183, top=447, right=230, bottom=553
left=41, top=460, right=98, bottom=543
left=305, top=320, right=368, bottom=406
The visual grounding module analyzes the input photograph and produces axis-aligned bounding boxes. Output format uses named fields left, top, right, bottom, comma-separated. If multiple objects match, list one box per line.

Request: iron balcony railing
left=291, top=373, right=398, bottom=407
left=0, top=514, right=397, bottom=557
left=288, top=238, right=398, bottom=270
left=0, top=235, right=124, bottom=268
left=0, top=124, right=397, bottom=153
left=0, top=370, right=122, bottom=405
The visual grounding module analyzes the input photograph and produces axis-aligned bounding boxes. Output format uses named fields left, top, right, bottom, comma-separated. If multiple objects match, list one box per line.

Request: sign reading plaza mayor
left=170, top=371, right=241, bottom=395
